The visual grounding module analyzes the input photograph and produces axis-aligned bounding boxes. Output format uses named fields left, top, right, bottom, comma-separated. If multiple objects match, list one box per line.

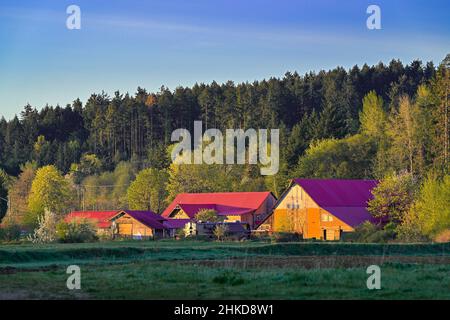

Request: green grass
left=0, top=240, right=449, bottom=299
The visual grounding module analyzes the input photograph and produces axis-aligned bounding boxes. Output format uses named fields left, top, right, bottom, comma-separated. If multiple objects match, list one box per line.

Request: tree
left=213, top=224, right=228, bottom=241
left=431, top=55, right=450, bottom=172
left=2, top=162, right=36, bottom=225
left=166, top=162, right=228, bottom=203
left=294, top=134, right=376, bottom=179
left=0, top=169, right=9, bottom=223
left=398, top=173, right=450, bottom=241
left=72, top=154, right=103, bottom=184
left=80, top=161, right=135, bottom=211
left=127, top=168, right=169, bottom=213
left=195, top=209, right=222, bottom=223
left=387, top=96, right=422, bottom=174
left=368, top=172, right=416, bottom=225
left=29, top=209, right=58, bottom=244
left=360, top=91, right=386, bottom=138
left=27, top=165, right=72, bottom=225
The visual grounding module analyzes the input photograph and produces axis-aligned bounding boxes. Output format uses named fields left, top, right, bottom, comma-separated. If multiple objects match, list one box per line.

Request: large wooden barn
left=162, top=192, right=277, bottom=230
left=261, top=179, right=378, bottom=240
left=109, top=210, right=167, bottom=239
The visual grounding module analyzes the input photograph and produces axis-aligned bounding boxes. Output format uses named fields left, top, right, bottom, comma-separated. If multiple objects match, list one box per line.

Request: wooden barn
left=261, top=179, right=378, bottom=240
left=109, top=210, right=167, bottom=239
left=162, top=192, right=277, bottom=230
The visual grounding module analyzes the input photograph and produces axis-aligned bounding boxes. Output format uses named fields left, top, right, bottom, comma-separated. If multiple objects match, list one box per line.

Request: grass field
left=0, top=240, right=449, bottom=300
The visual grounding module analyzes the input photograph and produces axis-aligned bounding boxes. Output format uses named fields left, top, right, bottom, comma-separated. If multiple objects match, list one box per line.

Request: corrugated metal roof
left=162, top=192, right=274, bottom=218
left=65, top=211, right=117, bottom=229
left=294, top=179, right=378, bottom=207
left=293, top=179, right=379, bottom=227
left=163, top=219, right=190, bottom=229
left=113, top=210, right=167, bottom=230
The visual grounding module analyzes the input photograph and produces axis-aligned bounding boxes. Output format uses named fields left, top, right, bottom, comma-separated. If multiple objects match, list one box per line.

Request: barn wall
left=114, top=214, right=154, bottom=237
left=170, top=209, right=190, bottom=219
left=270, top=184, right=353, bottom=240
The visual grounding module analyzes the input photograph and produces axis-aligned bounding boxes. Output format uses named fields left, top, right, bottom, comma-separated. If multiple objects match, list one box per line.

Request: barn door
left=306, top=208, right=321, bottom=239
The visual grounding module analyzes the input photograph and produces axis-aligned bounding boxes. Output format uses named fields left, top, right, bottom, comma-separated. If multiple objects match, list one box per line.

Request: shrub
left=212, top=270, right=245, bottom=286
left=344, top=221, right=396, bottom=243
left=434, top=229, right=450, bottom=243
left=213, top=224, right=228, bottom=241
left=0, top=224, right=22, bottom=242
left=175, top=228, right=186, bottom=239
left=270, top=232, right=302, bottom=243
left=57, top=219, right=98, bottom=243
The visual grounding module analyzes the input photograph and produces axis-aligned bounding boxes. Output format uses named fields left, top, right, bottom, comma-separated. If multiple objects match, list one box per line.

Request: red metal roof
left=65, top=211, right=117, bottom=229
left=162, top=192, right=274, bottom=218
left=293, top=179, right=378, bottom=227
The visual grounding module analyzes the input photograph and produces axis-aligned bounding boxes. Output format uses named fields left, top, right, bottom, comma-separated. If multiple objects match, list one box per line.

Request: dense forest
left=0, top=56, right=449, bottom=241
left=0, top=58, right=441, bottom=175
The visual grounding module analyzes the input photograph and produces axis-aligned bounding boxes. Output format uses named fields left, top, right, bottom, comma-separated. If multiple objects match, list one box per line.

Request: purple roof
left=294, top=179, right=379, bottom=227
left=215, top=205, right=254, bottom=216
left=176, top=203, right=254, bottom=218
left=322, top=207, right=376, bottom=226
left=113, top=210, right=167, bottom=230
left=125, top=210, right=166, bottom=222
left=294, top=179, right=378, bottom=207
left=163, top=219, right=190, bottom=229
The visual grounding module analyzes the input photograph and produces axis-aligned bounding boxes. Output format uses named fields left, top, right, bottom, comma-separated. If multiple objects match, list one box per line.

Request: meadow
left=0, top=240, right=449, bottom=300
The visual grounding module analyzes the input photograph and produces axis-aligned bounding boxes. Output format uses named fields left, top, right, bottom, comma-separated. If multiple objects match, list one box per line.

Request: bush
left=213, top=224, right=228, bottom=241
left=0, top=224, right=22, bottom=242
left=270, top=232, right=302, bottom=243
left=212, top=270, right=245, bottom=286
left=57, top=219, right=98, bottom=243
left=434, top=229, right=450, bottom=243
left=175, top=228, right=186, bottom=239
left=344, top=222, right=396, bottom=243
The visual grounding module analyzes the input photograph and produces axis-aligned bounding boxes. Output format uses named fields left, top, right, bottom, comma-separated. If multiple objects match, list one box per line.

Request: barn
left=162, top=192, right=277, bottom=230
left=261, top=179, right=378, bottom=240
left=109, top=210, right=167, bottom=239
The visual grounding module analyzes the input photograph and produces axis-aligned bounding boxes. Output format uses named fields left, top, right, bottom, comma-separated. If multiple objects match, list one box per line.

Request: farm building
left=65, top=211, right=118, bottom=235
left=162, top=192, right=277, bottom=230
left=109, top=210, right=167, bottom=239
left=261, top=179, right=378, bottom=240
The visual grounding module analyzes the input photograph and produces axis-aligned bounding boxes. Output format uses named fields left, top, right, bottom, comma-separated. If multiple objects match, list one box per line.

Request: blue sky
left=0, top=0, right=449, bottom=119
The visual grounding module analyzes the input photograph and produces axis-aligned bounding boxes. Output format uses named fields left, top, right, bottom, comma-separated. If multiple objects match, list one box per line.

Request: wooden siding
left=114, top=213, right=154, bottom=237
left=270, top=184, right=353, bottom=240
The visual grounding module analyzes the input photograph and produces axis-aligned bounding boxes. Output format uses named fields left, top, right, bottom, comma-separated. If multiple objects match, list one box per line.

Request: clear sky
left=0, top=0, right=449, bottom=119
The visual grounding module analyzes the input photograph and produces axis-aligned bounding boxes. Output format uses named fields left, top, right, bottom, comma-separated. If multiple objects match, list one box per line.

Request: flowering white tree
left=29, top=209, right=58, bottom=244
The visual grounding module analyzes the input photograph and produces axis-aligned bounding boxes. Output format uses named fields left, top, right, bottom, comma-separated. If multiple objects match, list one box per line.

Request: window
left=321, top=214, right=333, bottom=222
